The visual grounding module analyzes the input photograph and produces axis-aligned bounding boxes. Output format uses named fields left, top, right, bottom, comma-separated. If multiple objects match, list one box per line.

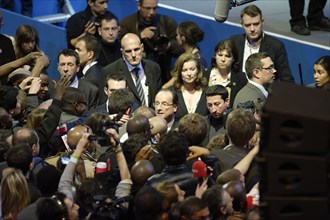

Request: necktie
left=132, top=67, right=146, bottom=106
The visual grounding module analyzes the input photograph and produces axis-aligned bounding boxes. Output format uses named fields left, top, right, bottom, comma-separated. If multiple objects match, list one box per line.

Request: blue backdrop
left=1, top=0, right=329, bottom=84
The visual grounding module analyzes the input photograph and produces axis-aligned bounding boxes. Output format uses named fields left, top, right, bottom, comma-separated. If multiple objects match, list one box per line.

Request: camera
left=90, top=195, right=133, bottom=220
left=153, top=31, right=169, bottom=48
left=88, top=113, right=123, bottom=146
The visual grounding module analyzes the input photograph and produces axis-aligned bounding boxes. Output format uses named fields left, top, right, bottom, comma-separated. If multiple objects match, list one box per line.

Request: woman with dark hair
left=176, top=21, right=207, bottom=70
left=15, top=24, right=42, bottom=59
left=204, top=39, right=248, bottom=108
left=312, top=55, right=330, bottom=90
left=169, top=53, right=208, bottom=120
left=14, top=24, right=47, bottom=73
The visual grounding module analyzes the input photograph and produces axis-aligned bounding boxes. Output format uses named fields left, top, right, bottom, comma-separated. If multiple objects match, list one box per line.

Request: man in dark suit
left=50, top=49, right=99, bottom=110
left=233, top=52, right=276, bottom=108
left=75, top=35, right=102, bottom=87
left=154, top=88, right=178, bottom=132
left=230, top=5, right=294, bottom=83
left=101, top=33, right=162, bottom=108
left=88, top=71, right=129, bottom=117
left=119, top=0, right=183, bottom=83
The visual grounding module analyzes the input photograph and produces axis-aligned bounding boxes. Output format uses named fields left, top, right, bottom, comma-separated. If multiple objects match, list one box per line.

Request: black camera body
left=91, top=195, right=132, bottom=220
left=88, top=113, right=123, bottom=146
left=153, top=31, right=169, bottom=48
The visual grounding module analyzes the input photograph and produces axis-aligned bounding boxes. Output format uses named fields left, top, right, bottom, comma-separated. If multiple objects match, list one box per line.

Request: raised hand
left=53, top=74, right=72, bottom=100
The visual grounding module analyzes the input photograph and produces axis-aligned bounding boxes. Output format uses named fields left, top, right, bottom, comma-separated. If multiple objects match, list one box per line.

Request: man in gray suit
left=233, top=52, right=276, bottom=109
left=101, top=33, right=162, bottom=108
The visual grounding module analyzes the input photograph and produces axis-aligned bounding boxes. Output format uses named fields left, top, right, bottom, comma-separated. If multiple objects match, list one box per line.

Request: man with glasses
left=233, top=52, right=276, bottom=108
left=154, top=88, right=178, bottom=132
left=119, top=0, right=183, bottom=84
left=101, top=33, right=162, bottom=108
left=230, top=5, right=294, bottom=83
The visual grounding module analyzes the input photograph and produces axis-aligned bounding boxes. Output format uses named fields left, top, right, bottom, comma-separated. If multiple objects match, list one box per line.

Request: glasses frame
left=140, top=5, right=158, bottom=12
left=153, top=102, right=174, bottom=108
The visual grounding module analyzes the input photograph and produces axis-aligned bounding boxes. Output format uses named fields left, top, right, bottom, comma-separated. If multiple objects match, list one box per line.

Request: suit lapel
left=259, top=34, right=268, bottom=52
left=142, top=60, right=153, bottom=106
left=118, top=59, right=140, bottom=101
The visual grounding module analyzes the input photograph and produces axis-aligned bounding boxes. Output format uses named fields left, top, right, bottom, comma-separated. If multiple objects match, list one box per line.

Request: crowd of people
left=0, top=0, right=329, bottom=219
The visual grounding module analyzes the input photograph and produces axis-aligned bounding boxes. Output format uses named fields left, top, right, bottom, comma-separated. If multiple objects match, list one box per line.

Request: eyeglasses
left=140, top=5, right=158, bottom=11
left=153, top=102, right=174, bottom=108
left=260, top=65, right=275, bottom=73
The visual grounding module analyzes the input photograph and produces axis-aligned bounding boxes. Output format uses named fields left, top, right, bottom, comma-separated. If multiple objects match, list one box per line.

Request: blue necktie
left=132, top=67, right=146, bottom=106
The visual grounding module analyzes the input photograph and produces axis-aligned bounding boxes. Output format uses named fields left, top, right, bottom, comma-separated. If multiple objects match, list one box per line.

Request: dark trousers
left=289, top=0, right=327, bottom=26
left=0, top=0, right=32, bottom=17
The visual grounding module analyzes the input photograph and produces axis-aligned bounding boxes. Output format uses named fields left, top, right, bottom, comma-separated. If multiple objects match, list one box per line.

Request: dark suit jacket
left=172, top=87, right=209, bottom=120
left=230, top=34, right=294, bottom=82
left=82, top=63, right=103, bottom=88
left=211, top=145, right=259, bottom=192
left=233, top=82, right=266, bottom=108
left=204, top=69, right=248, bottom=108
left=101, top=58, right=162, bottom=107
left=49, top=78, right=99, bottom=110
left=0, top=34, right=16, bottom=85
left=77, top=79, right=99, bottom=109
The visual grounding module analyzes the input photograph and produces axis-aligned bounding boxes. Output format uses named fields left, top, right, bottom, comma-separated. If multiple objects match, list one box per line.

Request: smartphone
left=150, top=137, right=158, bottom=145
left=90, top=16, right=100, bottom=26
left=61, top=157, right=70, bottom=165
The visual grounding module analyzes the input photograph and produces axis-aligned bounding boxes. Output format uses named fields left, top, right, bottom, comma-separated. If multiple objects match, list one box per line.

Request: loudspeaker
left=260, top=196, right=328, bottom=220
left=260, top=82, right=330, bottom=220
left=261, top=82, right=330, bottom=155
left=259, top=152, right=328, bottom=195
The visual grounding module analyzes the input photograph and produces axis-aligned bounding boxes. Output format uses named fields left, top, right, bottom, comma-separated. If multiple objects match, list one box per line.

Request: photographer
left=66, top=0, right=117, bottom=49
left=119, top=0, right=184, bottom=83
left=58, top=128, right=132, bottom=219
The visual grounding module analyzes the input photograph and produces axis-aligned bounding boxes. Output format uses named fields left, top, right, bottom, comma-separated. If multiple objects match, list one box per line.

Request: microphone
left=192, top=160, right=207, bottom=184
left=214, top=0, right=231, bottom=22
left=214, top=0, right=258, bottom=22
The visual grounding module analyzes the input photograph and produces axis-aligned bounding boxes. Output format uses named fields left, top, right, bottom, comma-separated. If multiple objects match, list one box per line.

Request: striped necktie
left=132, top=67, right=146, bottom=106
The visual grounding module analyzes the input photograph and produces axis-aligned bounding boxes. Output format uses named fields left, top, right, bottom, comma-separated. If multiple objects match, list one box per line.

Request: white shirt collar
left=70, top=75, right=79, bottom=88
left=82, top=61, right=98, bottom=75
left=248, top=79, right=268, bottom=97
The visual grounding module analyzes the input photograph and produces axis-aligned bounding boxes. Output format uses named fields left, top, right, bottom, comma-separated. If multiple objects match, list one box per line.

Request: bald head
left=67, top=125, right=90, bottom=148
left=126, top=115, right=151, bottom=137
left=149, top=116, right=167, bottom=136
left=12, top=128, right=39, bottom=156
left=134, top=106, right=156, bottom=119
left=131, top=159, right=155, bottom=186
left=120, top=33, right=144, bottom=66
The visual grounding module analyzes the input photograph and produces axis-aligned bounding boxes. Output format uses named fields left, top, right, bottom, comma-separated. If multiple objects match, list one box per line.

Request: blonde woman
left=1, top=167, right=30, bottom=220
